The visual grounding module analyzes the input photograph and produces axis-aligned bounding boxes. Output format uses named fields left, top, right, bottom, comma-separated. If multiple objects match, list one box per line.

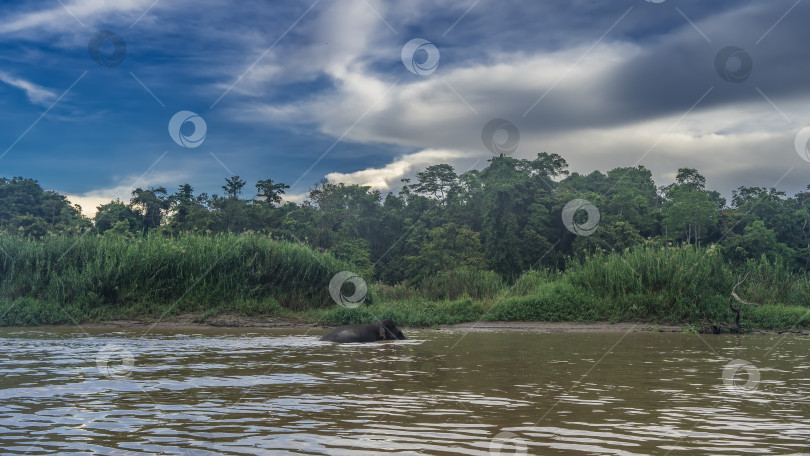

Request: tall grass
left=1, top=235, right=808, bottom=329
left=487, top=246, right=810, bottom=327
left=0, top=233, right=358, bottom=325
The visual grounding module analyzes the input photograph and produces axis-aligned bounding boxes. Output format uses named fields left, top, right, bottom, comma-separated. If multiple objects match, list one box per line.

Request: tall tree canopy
left=4, top=154, right=809, bottom=283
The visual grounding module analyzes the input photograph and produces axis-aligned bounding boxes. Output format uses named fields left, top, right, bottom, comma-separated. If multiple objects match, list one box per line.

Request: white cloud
left=0, top=71, right=57, bottom=106
left=232, top=8, right=810, bottom=198
left=0, top=0, right=157, bottom=36
left=218, top=0, right=389, bottom=98
left=324, top=148, right=473, bottom=191
left=281, top=191, right=309, bottom=205
left=236, top=41, right=639, bottom=148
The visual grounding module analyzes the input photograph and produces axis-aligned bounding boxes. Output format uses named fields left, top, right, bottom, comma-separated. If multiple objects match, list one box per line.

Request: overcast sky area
left=1, top=0, right=809, bottom=215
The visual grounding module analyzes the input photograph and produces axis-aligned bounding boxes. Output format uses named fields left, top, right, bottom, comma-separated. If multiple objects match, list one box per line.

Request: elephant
left=320, top=319, right=407, bottom=343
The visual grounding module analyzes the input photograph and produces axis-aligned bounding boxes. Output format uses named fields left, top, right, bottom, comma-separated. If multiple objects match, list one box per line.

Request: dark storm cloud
left=603, top=1, right=810, bottom=125
left=510, top=1, right=810, bottom=133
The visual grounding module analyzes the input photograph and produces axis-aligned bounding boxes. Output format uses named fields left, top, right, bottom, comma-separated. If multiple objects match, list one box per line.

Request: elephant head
left=379, top=318, right=407, bottom=340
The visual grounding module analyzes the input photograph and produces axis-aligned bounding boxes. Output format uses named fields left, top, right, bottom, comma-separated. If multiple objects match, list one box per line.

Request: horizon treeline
left=2, top=153, right=809, bottom=284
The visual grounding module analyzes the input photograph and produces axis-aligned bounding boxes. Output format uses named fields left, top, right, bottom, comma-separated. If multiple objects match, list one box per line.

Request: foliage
left=0, top=233, right=360, bottom=326
left=1, top=155, right=809, bottom=328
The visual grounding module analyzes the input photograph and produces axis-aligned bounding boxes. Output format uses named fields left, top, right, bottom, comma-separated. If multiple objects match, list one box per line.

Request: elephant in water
left=320, top=319, right=407, bottom=343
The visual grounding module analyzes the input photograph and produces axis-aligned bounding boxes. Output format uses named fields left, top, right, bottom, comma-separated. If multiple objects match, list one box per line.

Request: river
left=0, top=326, right=808, bottom=455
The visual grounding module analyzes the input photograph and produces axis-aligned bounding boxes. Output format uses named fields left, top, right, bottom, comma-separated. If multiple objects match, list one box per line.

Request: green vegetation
left=1, top=235, right=807, bottom=329
left=0, top=234, right=356, bottom=326
left=1, top=153, right=809, bottom=330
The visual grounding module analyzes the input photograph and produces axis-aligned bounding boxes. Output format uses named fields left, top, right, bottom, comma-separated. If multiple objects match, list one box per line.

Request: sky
left=1, top=0, right=809, bottom=215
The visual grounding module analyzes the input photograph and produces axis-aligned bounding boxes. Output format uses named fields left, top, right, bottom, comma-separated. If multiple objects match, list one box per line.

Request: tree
left=330, top=239, right=374, bottom=277
left=662, top=185, right=716, bottom=245
left=408, top=164, right=458, bottom=203
left=256, top=179, right=290, bottom=205
left=731, top=187, right=800, bottom=246
left=673, top=168, right=706, bottom=190
left=796, top=186, right=810, bottom=268
left=130, top=187, right=170, bottom=231
left=723, top=220, right=782, bottom=264
left=165, top=184, right=216, bottom=233
left=94, top=201, right=141, bottom=234
left=0, top=177, right=87, bottom=233
left=660, top=169, right=718, bottom=245
left=307, top=181, right=382, bottom=249
left=605, top=166, right=659, bottom=236
left=222, top=175, right=246, bottom=199
left=406, top=223, right=485, bottom=283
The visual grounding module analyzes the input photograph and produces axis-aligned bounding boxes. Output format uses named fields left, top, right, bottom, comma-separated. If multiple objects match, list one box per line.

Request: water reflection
left=0, top=328, right=808, bottom=455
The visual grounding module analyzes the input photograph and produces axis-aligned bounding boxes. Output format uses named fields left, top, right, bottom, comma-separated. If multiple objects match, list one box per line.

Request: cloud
left=0, top=71, right=56, bottom=106
left=215, top=0, right=389, bottom=99
left=324, top=148, right=473, bottom=191
left=0, top=0, right=158, bottom=36
left=3, top=0, right=809, bottom=205
left=231, top=0, right=810, bottom=198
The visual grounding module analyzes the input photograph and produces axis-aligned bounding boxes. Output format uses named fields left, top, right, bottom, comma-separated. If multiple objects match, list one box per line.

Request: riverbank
left=2, top=234, right=809, bottom=330
left=65, top=313, right=806, bottom=335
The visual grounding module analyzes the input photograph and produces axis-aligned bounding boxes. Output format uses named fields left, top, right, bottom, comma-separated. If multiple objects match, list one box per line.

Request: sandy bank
left=24, top=313, right=807, bottom=335
left=79, top=313, right=686, bottom=333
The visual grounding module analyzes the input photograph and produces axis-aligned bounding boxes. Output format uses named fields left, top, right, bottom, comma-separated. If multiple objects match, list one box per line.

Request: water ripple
left=0, top=328, right=808, bottom=455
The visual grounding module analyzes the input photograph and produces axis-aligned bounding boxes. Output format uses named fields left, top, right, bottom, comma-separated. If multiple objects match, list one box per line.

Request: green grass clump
left=495, top=246, right=810, bottom=327
left=0, top=233, right=358, bottom=325
left=485, top=281, right=601, bottom=322
left=741, top=305, right=810, bottom=330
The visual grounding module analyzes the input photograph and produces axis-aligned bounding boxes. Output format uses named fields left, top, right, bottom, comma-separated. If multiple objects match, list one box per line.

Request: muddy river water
left=0, top=326, right=808, bottom=455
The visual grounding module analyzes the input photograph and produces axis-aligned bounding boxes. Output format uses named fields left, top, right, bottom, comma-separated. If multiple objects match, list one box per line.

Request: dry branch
left=728, top=272, right=761, bottom=330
